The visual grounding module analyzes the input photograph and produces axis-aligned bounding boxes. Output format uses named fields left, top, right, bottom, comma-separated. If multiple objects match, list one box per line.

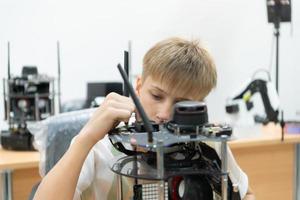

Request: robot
left=108, top=64, right=241, bottom=200
left=1, top=42, right=61, bottom=150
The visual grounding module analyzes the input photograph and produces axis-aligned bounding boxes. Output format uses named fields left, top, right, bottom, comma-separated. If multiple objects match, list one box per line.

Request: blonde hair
left=142, top=37, right=217, bottom=100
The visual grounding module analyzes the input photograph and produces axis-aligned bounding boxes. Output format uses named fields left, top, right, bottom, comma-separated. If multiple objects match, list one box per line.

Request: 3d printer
left=1, top=42, right=61, bottom=150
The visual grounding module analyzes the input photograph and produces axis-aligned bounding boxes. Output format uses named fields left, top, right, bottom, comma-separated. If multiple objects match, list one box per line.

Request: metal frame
left=115, top=132, right=230, bottom=200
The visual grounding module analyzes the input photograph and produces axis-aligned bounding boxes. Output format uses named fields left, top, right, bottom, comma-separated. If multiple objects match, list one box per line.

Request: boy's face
left=135, top=76, right=200, bottom=124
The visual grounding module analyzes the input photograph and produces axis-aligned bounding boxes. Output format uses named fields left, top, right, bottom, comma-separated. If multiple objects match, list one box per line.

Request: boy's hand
left=79, top=92, right=135, bottom=146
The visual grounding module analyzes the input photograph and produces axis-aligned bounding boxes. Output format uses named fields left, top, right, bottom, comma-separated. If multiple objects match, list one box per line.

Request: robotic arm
left=226, top=79, right=280, bottom=124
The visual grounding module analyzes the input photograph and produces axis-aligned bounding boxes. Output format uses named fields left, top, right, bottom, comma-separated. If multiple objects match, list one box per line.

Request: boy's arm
left=72, top=134, right=96, bottom=199
left=33, top=93, right=135, bottom=200
left=33, top=133, right=95, bottom=200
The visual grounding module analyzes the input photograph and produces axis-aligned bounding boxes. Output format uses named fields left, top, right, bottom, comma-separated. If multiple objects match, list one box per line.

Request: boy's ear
left=135, top=76, right=142, bottom=96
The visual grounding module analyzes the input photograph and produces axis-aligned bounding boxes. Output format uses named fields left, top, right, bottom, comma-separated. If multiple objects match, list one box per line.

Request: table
left=0, top=124, right=299, bottom=200
left=0, top=148, right=41, bottom=200
left=229, top=123, right=300, bottom=200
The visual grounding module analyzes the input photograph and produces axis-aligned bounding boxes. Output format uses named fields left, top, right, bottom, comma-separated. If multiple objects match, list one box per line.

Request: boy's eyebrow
left=151, top=85, right=167, bottom=94
left=151, top=85, right=190, bottom=101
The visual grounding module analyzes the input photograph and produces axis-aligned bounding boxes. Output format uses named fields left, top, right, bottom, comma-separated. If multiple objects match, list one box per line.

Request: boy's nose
left=155, top=104, right=172, bottom=123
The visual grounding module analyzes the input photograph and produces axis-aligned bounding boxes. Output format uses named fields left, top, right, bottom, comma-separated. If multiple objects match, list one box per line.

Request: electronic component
left=108, top=64, right=240, bottom=200
left=1, top=42, right=61, bottom=150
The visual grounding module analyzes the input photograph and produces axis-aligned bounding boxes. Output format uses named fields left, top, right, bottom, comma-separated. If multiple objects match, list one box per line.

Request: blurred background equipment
left=224, top=0, right=292, bottom=129
left=266, top=0, right=291, bottom=94
left=61, top=42, right=131, bottom=112
left=267, top=0, right=291, bottom=24
left=87, top=82, right=123, bottom=107
left=225, top=74, right=280, bottom=125
left=60, top=82, right=123, bottom=112
left=1, top=42, right=61, bottom=150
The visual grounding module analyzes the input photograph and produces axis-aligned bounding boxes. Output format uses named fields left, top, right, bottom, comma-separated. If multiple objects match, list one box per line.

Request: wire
left=268, top=34, right=276, bottom=76
left=251, top=68, right=271, bottom=81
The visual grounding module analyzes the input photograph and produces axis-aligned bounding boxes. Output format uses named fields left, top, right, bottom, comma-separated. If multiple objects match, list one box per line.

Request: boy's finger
left=110, top=108, right=132, bottom=121
left=106, top=92, right=134, bottom=106
left=106, top=100, right=135, bottom=113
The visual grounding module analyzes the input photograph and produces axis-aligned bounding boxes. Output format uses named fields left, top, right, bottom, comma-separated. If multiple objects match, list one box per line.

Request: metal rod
left=1, top=171, right=5, bottom=200
left=57, top=41, right=62, bottom=113
left=275, top=27, right=280, bottom=94
left=51, top=79, right=55, bottom=115
left=128, top=40, right=132, bottom=83
left=156, top=136, right=165, bottom=200
left=7, top=42, right=11, bottom=80
left=124, top=51, right=129, bottom=97
left=6, top=80, right=11, bottom=124
left=221, top=135, right=228, bottom=200
left=6, top=170, right=12, bottom=200
left=123, top=40, right=132, bottom=97
left=34, top=93, right=40, bottom=120
left=3, top=79, right=7, bottom=120
left=2, top=170, right=13, bottom=200
left=116, top=174, right=123, bottom=200
left=6, top=42, right=11, bottom=122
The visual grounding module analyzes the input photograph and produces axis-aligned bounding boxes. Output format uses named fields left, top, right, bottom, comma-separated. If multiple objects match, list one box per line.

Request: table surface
left=0, top=123, right=299, bottom=171
left=229, top=123, right=300, bottom=148
left=0, top=147, right=39, bottom=171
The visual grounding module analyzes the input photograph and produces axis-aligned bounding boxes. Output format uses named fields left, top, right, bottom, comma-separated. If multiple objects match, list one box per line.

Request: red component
left=170, top=176, right=184, bottom=200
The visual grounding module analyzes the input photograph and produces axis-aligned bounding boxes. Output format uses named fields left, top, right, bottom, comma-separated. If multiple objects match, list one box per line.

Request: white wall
left=0, top=0, right=299, bottom=129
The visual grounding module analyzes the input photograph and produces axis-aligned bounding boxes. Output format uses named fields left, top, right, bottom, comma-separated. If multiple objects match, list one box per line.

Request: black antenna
left=128, top=40, right=132, bottom=85
left=7, top=42, right=11, bottom=79
left=123, top=40, right=132, bottom=97
left=57, top=41, right=62, bottom=113
left=124, top=50, right=129, bottom=97
left=117, top=64, right=153, bottom=143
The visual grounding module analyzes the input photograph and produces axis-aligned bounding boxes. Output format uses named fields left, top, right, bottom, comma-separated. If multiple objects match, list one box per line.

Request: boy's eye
left=151, top=93, right=162, bottom=101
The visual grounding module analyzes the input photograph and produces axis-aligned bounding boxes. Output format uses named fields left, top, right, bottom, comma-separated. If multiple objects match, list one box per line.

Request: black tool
left=117, top=64, right=154, bottom=143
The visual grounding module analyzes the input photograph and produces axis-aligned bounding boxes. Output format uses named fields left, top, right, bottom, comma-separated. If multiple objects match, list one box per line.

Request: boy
left=34, top=37, right=255, bottom=200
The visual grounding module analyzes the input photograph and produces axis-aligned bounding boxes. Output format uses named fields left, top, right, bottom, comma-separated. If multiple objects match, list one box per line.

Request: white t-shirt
left=72, top=135, right=248, bottom=200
